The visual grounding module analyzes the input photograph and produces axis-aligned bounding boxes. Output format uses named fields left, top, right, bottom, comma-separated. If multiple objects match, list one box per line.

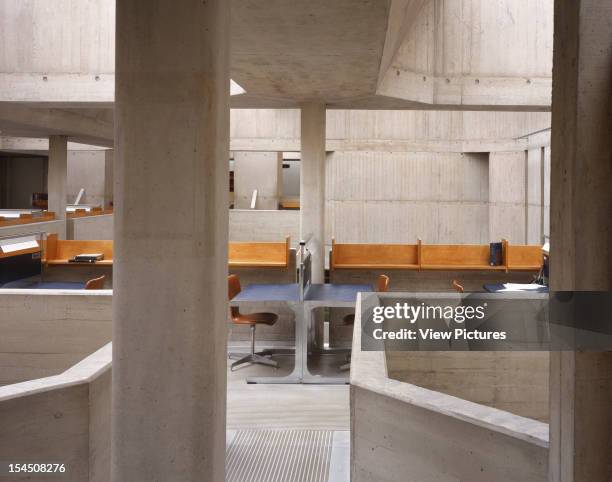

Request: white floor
left=226, top=352, right=350, bottom=482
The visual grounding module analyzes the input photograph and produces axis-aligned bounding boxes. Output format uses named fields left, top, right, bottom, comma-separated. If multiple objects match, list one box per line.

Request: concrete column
left=47, top=135, right=67, bottom=218
left=113, top=1, right=229, bottom=481
left=234, top=151, right=282, bottom=209
left=549, top=1, right=612, bottom=481
left=103, top=149, right=113, bottom=209
left=300, top=103, right=326, bottom=282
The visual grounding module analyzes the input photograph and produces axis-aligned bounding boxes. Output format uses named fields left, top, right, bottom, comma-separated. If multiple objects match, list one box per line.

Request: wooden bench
left=44, top=234, right=113, bottom=266
left=331, top=238, right=420, bottom=270
left=331, top=239, right=542, bottom=272
left=0, top=212, right=56, bottom=228
left=229, top=236, right=291, bottom=268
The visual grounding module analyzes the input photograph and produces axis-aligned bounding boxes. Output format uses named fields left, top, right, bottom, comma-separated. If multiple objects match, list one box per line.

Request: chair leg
left=230, top=324, right=279, bottom=371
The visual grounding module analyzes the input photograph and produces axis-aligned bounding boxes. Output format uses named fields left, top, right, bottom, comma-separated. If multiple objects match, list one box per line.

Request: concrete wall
left=0, top=344, right=111, bottom=482
left=350, top=297, right=549, bottom=482
left=326, top=151, right=489, bottom=245
left=66, top=214, right=113, bottom=240
left=489, top=151, right=526, bottom=243
left=386, top=351, right=549, bottom=422
left=0, top=156, right=46, bottom=209
left=229, top=209, right=299, bottom=245
left=233, top=151, right=282, bottom=209
left=352, top=386, right=548, bottom=482
left=67, top=150, right=107, bottom=207
left=0, top=290, right=112, bottom=386
left=0, top=219, right=66, bottom=239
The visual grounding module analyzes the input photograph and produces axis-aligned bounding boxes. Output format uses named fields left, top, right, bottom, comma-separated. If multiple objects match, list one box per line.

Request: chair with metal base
left=340, top=274, right=390, bottom=371
left=228, top=274, right=279, bottom=371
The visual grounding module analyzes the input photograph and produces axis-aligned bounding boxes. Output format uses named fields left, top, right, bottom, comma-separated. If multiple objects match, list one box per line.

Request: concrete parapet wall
left=66, top=214, right=113, bottom=240
left=0, top=344, right=111, bottom=482
left=0, top=290, right=112, bottom=386
left=350, top=295, right=549, bottom=482
left=386, top=351, right=549, bottom=422
left=0, top=219, right=66, bottom=240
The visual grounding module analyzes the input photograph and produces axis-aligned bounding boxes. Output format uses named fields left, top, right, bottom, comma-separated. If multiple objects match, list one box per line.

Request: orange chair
left=452, top=279, right=464, bottom=293
left=85, top=275, right=106, bottom=290
left=340, top=274, right=390, bottom=371
left=228, top=275, right=279, bottom=371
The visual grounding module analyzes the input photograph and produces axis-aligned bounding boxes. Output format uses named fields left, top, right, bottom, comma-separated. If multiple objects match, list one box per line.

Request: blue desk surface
left=1, top=280, right=85, bottom=290
left=305, top=284, right=372, bottom=302
left=232, top=283, right=372, bottom=303
left=232, top=283, right=301, bottom=302
left=484, top=283, right=549, bottom=293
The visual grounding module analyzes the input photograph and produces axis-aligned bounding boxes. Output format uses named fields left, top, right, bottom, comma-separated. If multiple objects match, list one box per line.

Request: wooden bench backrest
left=46, top=234, right=113, bottom=261
left=331, top=238, right=419, bottom=268
left=228, top=236, right=290, bottom=267
left=421, top=244, right=491, bottom=267
left=506, top=245, right=542, bottom=269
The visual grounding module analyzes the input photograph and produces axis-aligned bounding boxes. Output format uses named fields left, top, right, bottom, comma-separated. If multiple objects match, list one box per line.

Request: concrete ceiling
left=230, top=0, right=391, bottom=103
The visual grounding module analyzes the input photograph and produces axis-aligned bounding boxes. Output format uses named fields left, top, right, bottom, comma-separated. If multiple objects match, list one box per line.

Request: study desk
left=1, top=280, right=85, bottom=289
left=231, top=282, right=372, bottom=384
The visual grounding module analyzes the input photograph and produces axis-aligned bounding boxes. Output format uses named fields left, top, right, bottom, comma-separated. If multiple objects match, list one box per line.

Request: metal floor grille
left=226, top=429, right=333, bottom=482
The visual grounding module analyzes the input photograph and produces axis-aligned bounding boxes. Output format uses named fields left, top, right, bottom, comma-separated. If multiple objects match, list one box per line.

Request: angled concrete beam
left=0, top=104, right=113, bottom=147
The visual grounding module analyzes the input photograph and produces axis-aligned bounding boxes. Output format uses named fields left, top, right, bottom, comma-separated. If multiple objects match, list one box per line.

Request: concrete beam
left=0, top=104, right=113, bottom=147
left=0, top=136, right=108, bottom=154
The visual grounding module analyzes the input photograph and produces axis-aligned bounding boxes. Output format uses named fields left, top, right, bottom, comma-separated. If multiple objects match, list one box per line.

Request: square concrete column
left=47, top=135, right=67, bottom=219
left=549, top=1, right=612, bottom=480
left=300, top=103, right=326, bottom=282
left=113, top=1, right=229, bottom=481
left=234, top=151, right=282, bottom=209
left=104, top=149, right=113, bottom=209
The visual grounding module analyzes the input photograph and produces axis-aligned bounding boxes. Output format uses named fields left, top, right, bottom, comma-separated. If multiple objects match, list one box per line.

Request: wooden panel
left=420, top=244, right=495, bottom=270
left=507, top=245, right=542, bottom=270
left=67, top=208, right=113, bottom=219
left=228, top=237, right=289, bottom=268
left=45, top=238, right=113, bottom=265
left=331, top=239, right=419, bottom=269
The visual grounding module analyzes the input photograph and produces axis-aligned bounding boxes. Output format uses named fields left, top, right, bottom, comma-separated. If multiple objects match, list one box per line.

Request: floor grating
left=226, top=429, right=334, bottom=482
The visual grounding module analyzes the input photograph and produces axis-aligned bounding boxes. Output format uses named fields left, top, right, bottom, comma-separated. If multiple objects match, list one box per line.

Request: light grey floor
left=226, top=351, right=350, bottom=481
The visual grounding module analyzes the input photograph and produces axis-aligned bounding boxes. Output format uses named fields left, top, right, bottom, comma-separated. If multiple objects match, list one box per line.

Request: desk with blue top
left=231, top=280, right=372, bottom=384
